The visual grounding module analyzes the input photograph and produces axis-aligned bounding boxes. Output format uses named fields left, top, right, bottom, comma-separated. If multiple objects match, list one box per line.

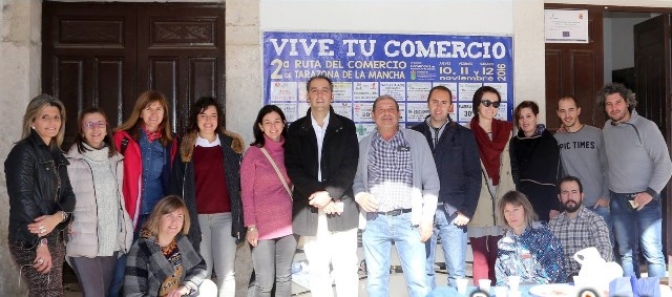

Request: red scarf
left=470, top=117, right=512, bottom=185
left=141, top=123, right=163, bottom=143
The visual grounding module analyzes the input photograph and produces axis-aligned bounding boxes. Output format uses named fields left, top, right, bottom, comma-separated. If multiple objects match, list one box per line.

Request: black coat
left=5, top=130, right=75, bottom=249
left=285, top=107, right=360, bottom=235
left=412, top=119, right=482, bottom=219
left=509, top=129, right=563, bottom=221
left=169, top=130, right=245, bottom=247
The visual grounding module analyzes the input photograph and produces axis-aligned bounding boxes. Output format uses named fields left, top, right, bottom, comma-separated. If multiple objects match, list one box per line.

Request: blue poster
left=263, top=32, right=513, bottom=138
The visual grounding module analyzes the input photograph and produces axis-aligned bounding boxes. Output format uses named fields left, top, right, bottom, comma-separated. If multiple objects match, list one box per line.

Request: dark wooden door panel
left=42, top=2, right=137, bottom=145
left=544, top=6, right=604, bottom=130
left=570, top=50, right=599, bottom=125
left=545, top=49, right=563, bottom=109
left=634, top=14, right=672, bottom=253
left=138, top=4, right=225, bottom=134
left=43, top=2, right=226, bottom=142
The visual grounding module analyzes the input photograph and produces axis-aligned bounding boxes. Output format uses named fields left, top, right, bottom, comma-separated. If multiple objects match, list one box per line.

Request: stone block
left=226, top=0, right=259, bottom=26
left=226, top=24, right=260, bottom=46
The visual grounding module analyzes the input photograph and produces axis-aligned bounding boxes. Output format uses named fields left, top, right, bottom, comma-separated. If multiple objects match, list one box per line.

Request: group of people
left=5, top=74, right=672, bottom=297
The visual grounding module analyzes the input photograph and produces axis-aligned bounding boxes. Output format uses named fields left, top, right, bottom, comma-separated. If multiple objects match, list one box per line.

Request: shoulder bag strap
left=259, top=147, right=293, bottom=200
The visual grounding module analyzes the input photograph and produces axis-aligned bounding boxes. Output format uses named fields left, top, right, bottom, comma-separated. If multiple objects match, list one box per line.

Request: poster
left=263, top=32, right=514, bottom=138
left=544, top=9, right=589, bottom=43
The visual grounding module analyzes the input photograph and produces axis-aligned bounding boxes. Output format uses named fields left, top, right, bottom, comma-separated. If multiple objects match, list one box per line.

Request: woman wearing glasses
left=509, top=101, right=563, bottom=223
left=65, top=108, right=133, bottom=296
left=5, top=94, right=76, bottom=296
left=466, top=86, right=515, bottom=285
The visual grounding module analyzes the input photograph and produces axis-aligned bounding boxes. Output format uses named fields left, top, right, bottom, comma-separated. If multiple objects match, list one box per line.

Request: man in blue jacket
left=412, top=85, right=481, bottom=289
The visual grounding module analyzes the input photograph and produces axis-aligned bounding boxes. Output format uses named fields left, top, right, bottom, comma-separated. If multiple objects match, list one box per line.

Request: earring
left=31, top=126, right=35, bottom=129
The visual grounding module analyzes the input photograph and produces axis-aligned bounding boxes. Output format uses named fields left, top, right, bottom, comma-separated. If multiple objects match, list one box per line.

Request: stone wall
left=0, top=0, right=42, bottom=295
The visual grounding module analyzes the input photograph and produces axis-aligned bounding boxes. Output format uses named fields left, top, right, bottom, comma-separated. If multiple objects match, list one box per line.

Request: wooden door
left=633, top=14, right=672, bottom=254
left=137, top=4, right=226, bottom=134
left=42, top=2, right=138, bottom=146
left=545, top=5, right=605, bottom=130
left=42, top=2, right=226, bottom=146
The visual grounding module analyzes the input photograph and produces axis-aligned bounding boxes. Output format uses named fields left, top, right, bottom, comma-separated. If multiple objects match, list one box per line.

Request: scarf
left=470, top=116, right=512, bottom=185
left=141, top=123, right=163, bottom=143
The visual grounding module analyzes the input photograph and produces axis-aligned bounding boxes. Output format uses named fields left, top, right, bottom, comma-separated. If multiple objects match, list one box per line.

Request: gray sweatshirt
left=603, top=110, right=672, bottom=195
left=554, top=125, right=609, bottom=206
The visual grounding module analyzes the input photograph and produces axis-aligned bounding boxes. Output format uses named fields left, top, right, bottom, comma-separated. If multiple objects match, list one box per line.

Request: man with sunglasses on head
left=554, top=95, right=612, bottom=243
left=411, top=86, right=481, bottom=289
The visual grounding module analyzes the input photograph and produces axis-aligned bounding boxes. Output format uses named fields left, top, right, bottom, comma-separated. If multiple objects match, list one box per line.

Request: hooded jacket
left=113, top=129, right=178, bottom=228
left=169, top=129, right=245, bottom=247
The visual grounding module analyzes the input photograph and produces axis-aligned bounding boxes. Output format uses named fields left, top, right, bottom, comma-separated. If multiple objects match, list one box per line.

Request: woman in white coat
left=65, top=107, right=133, bottom=296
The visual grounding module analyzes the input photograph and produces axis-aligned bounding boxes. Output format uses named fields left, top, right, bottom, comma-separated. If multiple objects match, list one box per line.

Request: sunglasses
left=481, top=100, right=501, bottom=108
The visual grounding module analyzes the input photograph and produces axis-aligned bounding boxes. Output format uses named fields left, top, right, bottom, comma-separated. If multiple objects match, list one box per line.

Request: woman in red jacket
left=110, top=90, right=178, bottom=297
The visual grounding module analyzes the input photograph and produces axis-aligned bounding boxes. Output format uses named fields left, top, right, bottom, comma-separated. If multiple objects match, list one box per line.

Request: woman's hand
left=246, top=226, right=258, bottom=247
left=166, top=285, right=190, bottom=297
left=27, top=213, right=62, bottom=236
left=33, top=244, right=52, bottom=273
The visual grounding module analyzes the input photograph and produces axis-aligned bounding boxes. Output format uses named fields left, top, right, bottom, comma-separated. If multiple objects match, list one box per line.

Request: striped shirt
left=368, top=130, right=413, bottom=212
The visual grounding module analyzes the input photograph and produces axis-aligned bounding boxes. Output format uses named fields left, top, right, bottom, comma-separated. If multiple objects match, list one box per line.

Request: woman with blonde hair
left=170, top=97, right=245, bottom=296
left=124, top=195, right=216, bottom=297
left=494, top=191, right=565, bottom=286
left=65, top=107, right=134, bottom=296
left=111, top=90, right=178, bottom=296
left=5, top=94, right=76, bottom=296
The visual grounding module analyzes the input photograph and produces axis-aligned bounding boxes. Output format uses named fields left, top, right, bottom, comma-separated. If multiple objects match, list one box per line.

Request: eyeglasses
left=83, top=121, right=107, bottom=130
left=481, top=100, right=501, bottom=108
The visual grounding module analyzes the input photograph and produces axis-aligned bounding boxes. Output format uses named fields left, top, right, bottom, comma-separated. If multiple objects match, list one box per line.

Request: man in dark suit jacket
left=412, top=86, right=481, bottom=289
left=285, top=74, right=360, bottom=297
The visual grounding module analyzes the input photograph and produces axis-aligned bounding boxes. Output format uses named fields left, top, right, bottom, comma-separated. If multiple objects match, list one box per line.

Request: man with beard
left=554, top=96, right=612, bottom=242
left=598, top=83, right=672, bottom=278
left=549, top=176, right=612, bottom=278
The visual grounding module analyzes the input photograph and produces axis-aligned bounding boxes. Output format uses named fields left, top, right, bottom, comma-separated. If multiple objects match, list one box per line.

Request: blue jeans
left=107, top=253, right=126, bottom=297
left=425, top=208, right=466, bottom=289
left=362, top=212, right=429, bottom=297
left=588, top=205, right=614, bottom=247
left=610, top=191, right=665, bottom=277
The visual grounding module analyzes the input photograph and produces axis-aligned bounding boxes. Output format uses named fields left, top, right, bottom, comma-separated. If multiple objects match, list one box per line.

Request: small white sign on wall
left=545, top=9, right=589, bottom=43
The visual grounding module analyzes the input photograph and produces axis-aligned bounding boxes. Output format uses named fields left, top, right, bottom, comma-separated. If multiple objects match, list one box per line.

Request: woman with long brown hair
left=110, top=90, right=178, bottom=296
left=466, top=86, right=515, bottom=285
left=170, top=97, right=245, bottom=297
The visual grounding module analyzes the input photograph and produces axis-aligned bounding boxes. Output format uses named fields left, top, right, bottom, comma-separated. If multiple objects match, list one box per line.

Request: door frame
left=545, top=3, right=672, bottom=257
